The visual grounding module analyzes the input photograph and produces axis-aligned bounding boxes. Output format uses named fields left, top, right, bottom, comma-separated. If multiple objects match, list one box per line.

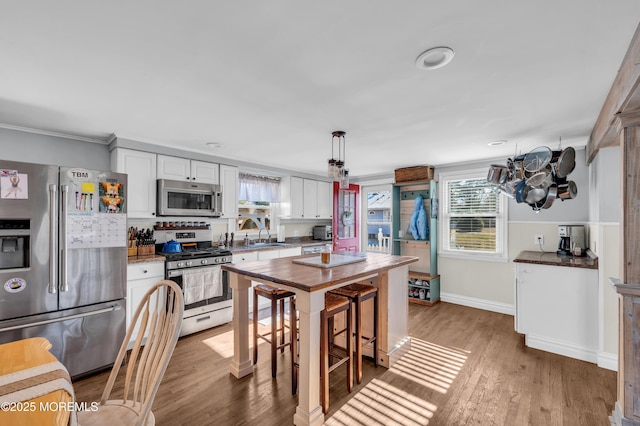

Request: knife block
left=137, top=246, right=155, bottom=256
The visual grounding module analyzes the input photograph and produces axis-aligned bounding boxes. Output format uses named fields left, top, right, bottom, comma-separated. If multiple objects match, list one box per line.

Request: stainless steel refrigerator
left=0, top=159, right=127, bottom=378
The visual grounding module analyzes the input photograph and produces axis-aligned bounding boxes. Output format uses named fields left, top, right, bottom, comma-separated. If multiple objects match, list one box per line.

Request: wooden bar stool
left=321, top=292, right=353, bottom=414
left=329, top=282, right=378, bottom=384
left=253, top=284, right=296, bottom=379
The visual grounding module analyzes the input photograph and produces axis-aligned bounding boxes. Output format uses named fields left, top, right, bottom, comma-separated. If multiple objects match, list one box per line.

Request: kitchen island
left=222, top=252, right=418, bottom=426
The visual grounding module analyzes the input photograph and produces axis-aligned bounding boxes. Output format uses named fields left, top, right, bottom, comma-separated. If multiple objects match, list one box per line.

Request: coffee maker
left=557, top=225, right=586, bottom=256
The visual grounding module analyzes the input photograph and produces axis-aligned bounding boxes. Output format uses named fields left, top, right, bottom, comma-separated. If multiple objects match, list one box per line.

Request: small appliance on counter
left=557, top=224, right=586, bottom=256
left=313, top=225, right=332, bottom=241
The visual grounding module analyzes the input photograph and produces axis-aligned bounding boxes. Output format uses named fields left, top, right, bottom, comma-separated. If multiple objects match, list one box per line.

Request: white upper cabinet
left=281, top=177, right=332, bottom=219
left=316, top=180, right=333, bottom=219
left=157, top=155, right=219, bottom=184
left=280, top=176, right=304, bottom=219
left=191, top=160, right=220, bottom=184
left=303, top=179, right=318, bottom=218
left=111, top=148, right=157, bottom=218
left=219, top=164, right=238, bottom=218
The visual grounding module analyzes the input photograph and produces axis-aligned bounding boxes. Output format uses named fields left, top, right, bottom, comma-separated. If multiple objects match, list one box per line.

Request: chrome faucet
left=258, top=228, right=271, bottom=244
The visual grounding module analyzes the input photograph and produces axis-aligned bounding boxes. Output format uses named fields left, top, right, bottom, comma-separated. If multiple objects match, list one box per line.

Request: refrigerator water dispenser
left=0, top=219, right=29, bottom=270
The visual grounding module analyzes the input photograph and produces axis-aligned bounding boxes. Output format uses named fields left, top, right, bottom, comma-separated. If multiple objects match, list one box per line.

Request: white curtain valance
left=238, top=173, right=281, bottom=202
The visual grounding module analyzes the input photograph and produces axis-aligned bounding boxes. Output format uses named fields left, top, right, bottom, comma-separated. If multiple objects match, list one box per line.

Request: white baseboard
left=526, top=333, right=598, bottom=363
left=597, top=351, right=618, bottom=371
left=441, top=292, right=515, bottom=315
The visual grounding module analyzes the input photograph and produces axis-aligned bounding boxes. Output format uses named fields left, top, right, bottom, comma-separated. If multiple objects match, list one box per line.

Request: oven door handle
left=167, top=264, right=223, bottom=278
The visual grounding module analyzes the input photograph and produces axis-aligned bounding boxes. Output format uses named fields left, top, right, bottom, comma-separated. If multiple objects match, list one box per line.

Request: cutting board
left=292, top=253, right=367, bottom=269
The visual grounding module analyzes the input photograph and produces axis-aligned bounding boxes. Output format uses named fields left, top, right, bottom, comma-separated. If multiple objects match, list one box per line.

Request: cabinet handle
left=186, top=177, right=190, bottom=180
left=143, top=269, right=148, bottom=274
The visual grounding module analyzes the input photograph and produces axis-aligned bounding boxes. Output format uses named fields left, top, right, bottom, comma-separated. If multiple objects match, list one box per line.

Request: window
left=439, top=169, right=507, bottom=261
left=237, top=173, right=280, bottom=232
left=362, top=185, right=392, bottom=253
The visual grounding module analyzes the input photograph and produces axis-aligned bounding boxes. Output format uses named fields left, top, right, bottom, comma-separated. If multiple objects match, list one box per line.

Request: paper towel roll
left=277, top=225, right=285, bottom=242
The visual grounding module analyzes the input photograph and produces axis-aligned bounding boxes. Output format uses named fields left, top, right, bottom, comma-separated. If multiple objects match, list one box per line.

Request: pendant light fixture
left=328, top=130, right=349, bottom=187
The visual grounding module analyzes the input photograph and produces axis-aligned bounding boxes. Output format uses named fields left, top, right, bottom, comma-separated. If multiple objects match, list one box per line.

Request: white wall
left=588, top=146, right=621, bottom=364
left=0, top=127, right=110, bottom=170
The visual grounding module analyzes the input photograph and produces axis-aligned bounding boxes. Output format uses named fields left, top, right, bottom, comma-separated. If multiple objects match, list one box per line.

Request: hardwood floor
left=73, top=302, right=616, bottom=425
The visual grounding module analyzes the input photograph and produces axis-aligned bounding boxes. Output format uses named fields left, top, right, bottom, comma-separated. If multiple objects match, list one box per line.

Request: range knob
left=177, top=262, right=184, bottom=268
left=214, top=258, right=221, bottom=263
left=201, top=259, right=208, bottom=265
left=185, top=261, right=193, bottom=267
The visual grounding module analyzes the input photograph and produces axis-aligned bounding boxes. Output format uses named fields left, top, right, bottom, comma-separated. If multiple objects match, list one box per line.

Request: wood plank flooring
left=73, top=302, right=616, bottom=425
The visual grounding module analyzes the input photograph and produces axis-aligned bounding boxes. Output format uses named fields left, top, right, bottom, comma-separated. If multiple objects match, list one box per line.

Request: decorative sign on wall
left=487, top=145, right=577, bottom=212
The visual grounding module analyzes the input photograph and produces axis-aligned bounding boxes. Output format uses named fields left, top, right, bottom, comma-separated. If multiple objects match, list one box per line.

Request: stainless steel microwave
left=157, top=179, right=222, bottom=217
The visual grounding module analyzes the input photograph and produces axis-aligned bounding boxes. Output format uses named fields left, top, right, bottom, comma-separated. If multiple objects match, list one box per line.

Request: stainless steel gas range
left=156, top=229, right=232, bottom=336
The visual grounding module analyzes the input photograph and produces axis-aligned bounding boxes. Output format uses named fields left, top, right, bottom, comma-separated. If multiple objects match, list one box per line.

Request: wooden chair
left=253, top=284, right=296, bottom=385
left=329, top=282, right=378, bottom=384
left=77, top=280, right=184, bottom=426
left=320, top=292, right=353, bottom=414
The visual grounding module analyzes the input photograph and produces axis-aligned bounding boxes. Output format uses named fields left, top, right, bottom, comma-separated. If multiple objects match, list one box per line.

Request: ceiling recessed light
left=488, top=140, right=508, bottom=146
left=206, top=142, right=222, bottom=149
left=415, top=46, right=455, bottom=70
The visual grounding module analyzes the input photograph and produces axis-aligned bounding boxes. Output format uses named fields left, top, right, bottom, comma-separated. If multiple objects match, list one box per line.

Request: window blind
left=443, top=176, right=504, bottom=254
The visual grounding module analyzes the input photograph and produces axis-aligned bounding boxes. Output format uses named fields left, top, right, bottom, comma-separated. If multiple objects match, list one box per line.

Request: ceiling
left=2, top=1, right=640, bottom=178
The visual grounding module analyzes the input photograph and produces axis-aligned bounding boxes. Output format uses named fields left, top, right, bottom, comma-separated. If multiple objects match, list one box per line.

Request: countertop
left=223, top=252, right=418, bottom=292
left=229, top=240, right=326, bottom=254
left=513, top=250, right=598, bottom=269
left=127, top=241, right=328, bottom=264
left=127, top=254, right=165, bottom=265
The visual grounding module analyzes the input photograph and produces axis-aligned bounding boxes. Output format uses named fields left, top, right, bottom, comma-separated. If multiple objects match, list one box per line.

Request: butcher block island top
left=222, top=252, right=418, bottom=426
left=222, top=252, right=418, bottom=292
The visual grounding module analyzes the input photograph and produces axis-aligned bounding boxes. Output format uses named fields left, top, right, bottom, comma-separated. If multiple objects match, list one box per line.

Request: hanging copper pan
left=557, top=180, right=578, bottom=200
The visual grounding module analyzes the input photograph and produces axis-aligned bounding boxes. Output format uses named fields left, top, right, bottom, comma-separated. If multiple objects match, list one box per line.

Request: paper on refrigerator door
left=66, top=213, right=127, bottom=249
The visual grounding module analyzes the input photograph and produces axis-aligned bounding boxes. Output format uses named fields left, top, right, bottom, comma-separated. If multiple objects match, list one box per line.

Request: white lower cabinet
left=515, top=262, right=598, bottom=363
left=233, top=247, right=302, bottom=311
left=278, top=247, right=302, bottom=258
left=126, top=261, right=165, bottom=348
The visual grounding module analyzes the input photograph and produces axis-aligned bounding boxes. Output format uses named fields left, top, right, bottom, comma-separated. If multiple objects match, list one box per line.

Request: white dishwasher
left=302, top=245, right=324, bottom=254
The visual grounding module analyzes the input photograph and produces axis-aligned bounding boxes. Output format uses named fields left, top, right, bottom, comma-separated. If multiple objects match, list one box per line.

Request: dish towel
left=182, top=266, right=223, bottom=304
left=0, top=360, right=77, bottom=426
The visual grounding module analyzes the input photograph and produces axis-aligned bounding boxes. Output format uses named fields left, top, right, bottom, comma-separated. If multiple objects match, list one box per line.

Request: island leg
left=377, top=266, right=411, bottom=368
left=229, top=272, right=254, bottom=378
left=293, top=289, right=325, bottom=426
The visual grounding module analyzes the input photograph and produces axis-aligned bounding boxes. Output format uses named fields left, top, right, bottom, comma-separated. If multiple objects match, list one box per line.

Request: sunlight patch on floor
left=389, top=338, right=468, bottom=393
left=200, top=322, right=290, bottom=359
left=326, top=338, right=467, bottom=425
left=326, top=379, right=437, bottom=426
left=201, top=328, right=236, bottom=358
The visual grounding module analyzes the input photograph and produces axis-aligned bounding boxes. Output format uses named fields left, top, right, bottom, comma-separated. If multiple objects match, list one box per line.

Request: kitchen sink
left=250, top=242, right=293, bottom=248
